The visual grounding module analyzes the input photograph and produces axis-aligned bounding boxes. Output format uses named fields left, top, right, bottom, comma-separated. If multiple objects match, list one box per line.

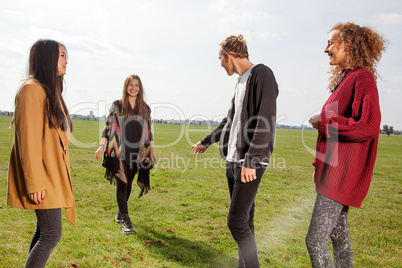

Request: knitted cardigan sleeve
left=318, top=70, right=381, bottom=142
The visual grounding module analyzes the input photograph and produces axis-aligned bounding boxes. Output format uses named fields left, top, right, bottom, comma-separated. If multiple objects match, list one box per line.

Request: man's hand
left=241, top=166, right=256, bottom=183
left=29, top=190, right=46, bottom=205
left=191, top=141, right=207, bottom=156
left=309, top=114, right=320, bottom=129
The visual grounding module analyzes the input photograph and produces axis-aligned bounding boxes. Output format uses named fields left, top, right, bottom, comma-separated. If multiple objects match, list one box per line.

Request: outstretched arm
left=191, top=141, right=208, bottom=156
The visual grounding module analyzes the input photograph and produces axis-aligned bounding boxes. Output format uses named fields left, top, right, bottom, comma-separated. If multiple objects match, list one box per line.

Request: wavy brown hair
left=121, top=74, right=147, bottom=118
left=327, top=22, right=387, bottom=92
left=219, top=35, right=249, bottom=60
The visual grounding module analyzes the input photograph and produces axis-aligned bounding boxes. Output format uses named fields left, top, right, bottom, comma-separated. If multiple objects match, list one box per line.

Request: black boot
left=115, top=210, right=123, bottom=224
left=121, top=213, right=135, bottom=235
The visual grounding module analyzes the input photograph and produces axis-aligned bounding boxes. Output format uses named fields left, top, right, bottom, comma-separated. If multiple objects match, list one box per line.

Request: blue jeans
left=226, top=162, right=266, bottom=268
left=25, top=208, right=62, bottom=268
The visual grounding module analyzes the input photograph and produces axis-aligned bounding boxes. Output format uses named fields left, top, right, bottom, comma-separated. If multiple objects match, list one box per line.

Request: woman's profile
left=306, top=22, right=387, bottom=267
left=7, top=39, right=76, bottom=268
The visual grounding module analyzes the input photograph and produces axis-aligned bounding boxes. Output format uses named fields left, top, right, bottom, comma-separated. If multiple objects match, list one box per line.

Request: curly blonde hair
left=219, top=35, right=249, bottom=59
left=327, top=22, right=387, bottom=92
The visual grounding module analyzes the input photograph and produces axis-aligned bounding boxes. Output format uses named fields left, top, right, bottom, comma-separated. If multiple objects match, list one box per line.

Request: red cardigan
left=313, top=68, right=381, bottom=208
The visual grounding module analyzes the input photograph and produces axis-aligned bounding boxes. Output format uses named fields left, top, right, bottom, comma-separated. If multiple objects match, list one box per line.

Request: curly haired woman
left=306, top=22, right=387, bottom=267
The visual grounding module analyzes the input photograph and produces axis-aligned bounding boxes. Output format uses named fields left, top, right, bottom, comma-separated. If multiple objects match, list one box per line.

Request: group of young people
left=7, top=22, right=386, bottom=268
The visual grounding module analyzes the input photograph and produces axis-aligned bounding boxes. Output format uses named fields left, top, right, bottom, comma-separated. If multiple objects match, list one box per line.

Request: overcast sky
left=1, top=0, right=401, bottom=130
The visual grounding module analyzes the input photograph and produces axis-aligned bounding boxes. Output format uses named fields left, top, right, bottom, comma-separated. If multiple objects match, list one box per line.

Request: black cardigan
left=201, top=64, right=278, bottom=168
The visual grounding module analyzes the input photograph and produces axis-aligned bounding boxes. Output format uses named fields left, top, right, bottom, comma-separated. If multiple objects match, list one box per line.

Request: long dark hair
left=28, top=39, right=72, bottom=131
left=121, top=74, right=147, bottom=119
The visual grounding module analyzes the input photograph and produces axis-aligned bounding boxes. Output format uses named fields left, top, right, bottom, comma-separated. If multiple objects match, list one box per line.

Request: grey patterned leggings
left=306, top=194, right=353, bottom=268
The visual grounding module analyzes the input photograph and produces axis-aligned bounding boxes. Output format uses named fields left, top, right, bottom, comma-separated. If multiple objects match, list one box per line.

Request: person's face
left=324, top=30, right=348, bottom=68
left=57, top=45, right=67, bottom=76
left=127, top=79, right=140, bottom=97
left=219, top=51, right=235, bottom=76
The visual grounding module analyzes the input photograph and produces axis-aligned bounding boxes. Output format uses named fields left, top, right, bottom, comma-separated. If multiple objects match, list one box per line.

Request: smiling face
left=126, top=78, right=140, bottom=98
left=324, top=30, right=349, bottom=69
left=57, top=45, right=67, bottom=76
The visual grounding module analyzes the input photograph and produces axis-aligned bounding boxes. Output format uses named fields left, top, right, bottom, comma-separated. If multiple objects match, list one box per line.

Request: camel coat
left=7, top=79, right=76, bottom=226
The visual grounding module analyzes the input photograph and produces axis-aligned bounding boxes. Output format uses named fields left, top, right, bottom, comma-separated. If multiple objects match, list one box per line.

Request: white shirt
left=226, top=65, right=254, bottom=162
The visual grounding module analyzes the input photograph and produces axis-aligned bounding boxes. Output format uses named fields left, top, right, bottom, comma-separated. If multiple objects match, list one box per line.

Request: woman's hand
left=29, top=190, right=46, bottom=205
left=148, top=141, right=157, bottom=165
left=95, top=146, right=104, bottom=160
left=150, top=152, right=157, bottom=165
left=309, top=114, right=320, bottom=129
left=191, top=141, right=207, bottom=156
left=95, top=138, right=107, bottom=160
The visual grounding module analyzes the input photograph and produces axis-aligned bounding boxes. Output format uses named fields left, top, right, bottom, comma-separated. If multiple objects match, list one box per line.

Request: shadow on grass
left=135, top=223, right=236, bottom=267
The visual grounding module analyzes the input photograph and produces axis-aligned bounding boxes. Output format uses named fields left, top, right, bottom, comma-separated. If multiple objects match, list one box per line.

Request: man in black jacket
left=191, top=35, right=278, bottom=267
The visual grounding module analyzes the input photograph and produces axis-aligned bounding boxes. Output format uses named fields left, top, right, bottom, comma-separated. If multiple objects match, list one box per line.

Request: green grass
left=0, top=116, right=401, bottom=267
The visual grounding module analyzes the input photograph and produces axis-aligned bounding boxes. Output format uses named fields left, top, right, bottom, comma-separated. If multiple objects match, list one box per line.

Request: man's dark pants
left=226, top=161, right=266, bottom=268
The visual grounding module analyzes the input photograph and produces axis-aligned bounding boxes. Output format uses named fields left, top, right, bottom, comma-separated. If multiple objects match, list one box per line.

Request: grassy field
left=0, top=116, right=400, bottom=267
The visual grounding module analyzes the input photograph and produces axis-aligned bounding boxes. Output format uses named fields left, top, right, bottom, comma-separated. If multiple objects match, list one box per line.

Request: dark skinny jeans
left=25, top=208, right=62, bottom=268
left=226, top=161, right=266, bottom=268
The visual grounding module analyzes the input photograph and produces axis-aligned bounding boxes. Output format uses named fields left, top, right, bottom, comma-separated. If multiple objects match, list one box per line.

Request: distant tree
left=389, top=126, right=394, bottom=134
left=382, top=124, right=389, bottom=133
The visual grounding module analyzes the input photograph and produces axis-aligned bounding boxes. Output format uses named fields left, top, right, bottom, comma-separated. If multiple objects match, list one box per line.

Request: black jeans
left=306, top=194, right=352, bottom=268
left=25, top=208, right=62, bottom=268
left=226, top=161, right=266, bottom=268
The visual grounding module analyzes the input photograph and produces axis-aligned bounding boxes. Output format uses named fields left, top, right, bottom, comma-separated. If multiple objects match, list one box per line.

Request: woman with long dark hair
left=95, top=74, right=156, bottom=235
left=7, top=39, right=76, bottom=268
left=306, top=22, right=387, bottom=267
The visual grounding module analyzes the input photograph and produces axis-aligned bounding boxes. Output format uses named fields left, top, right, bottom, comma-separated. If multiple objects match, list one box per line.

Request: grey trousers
left=25, top=208, right=62, bottom=268
left=306, top=194, right=353, bottom=268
